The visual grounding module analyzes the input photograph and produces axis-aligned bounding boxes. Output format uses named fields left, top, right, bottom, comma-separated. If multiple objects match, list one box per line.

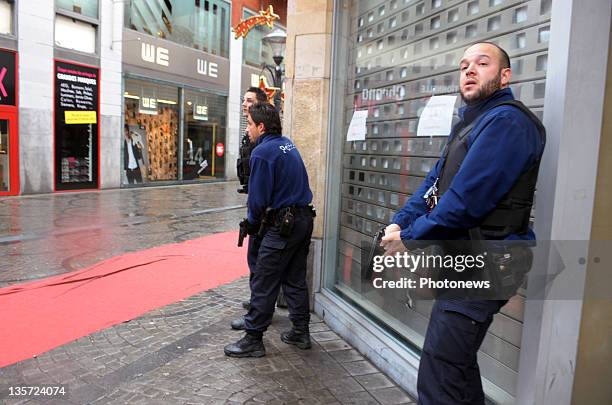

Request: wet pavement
left=0, top=182, right=247, bottom=287
left=0, top=182, right=415, bottom=404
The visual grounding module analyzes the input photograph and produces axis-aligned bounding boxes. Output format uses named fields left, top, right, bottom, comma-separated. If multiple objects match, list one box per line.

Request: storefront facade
left=282, top=0, right=612, bottom=403
left=121, top=2, right=231, bottom=187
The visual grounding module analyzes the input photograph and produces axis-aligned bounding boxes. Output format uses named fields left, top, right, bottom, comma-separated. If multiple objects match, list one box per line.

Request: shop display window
left=55, top=61, right=99, bottom=190
left=325, top=0, right=552, bottom=400
left=123, top=78, right=179, bottom=184
left=183, top=90, right=227, bottom=181
left=124, top=0, right=230, bottom=58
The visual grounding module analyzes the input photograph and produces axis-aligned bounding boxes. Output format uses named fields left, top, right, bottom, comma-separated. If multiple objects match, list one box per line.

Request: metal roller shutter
left=335, top=0, right=551, bottom=398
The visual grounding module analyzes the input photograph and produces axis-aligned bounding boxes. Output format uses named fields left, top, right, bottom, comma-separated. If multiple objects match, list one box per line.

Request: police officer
left=237, top=87, right=268, bottom=312
left=224, top=103, right=314, bottom=358
left=381, top=42, right=545, bottom=404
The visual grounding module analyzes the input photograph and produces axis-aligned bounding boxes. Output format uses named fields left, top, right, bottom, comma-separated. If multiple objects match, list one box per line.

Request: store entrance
left=183, top=122, right=218, bottom=180
left=0, top=110, right=18, bottom=196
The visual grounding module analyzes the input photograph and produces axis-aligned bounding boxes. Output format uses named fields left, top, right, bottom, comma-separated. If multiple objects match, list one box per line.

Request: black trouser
left=244, top=212, right=313, bottom=335
left=417, top=301, right=499, bottom=405
left=126, top=168, right=142, bottom=184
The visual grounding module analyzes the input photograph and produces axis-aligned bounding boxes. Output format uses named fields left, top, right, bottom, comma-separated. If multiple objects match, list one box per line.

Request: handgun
left=364, top=226, right=386, bottom=281
left=238, top=218, right=248, bottom=247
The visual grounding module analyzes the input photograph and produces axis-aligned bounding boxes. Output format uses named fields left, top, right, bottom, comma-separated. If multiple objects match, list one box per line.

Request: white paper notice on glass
left=346, top=110, right=369, bottom=141
left=416, top=95, right=457, bottom=137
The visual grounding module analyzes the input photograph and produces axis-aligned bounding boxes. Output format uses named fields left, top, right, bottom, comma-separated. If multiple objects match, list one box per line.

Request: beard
left=460, top=73, right=502, bottom=105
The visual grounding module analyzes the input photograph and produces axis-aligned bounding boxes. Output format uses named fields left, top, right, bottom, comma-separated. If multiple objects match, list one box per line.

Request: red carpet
left=0, top=231, right=248, bottom=368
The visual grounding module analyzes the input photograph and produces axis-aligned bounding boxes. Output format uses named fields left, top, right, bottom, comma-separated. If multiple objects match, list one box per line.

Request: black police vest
left=437, top=100, right=546, bottom=239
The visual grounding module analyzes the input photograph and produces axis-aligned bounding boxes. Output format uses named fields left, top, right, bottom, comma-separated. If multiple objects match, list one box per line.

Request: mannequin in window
left=124, top=124, right=143, bottom=184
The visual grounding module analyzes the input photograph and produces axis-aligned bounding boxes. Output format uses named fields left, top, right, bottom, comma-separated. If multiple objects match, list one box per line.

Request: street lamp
left=262, top=28, right=287, bottom=110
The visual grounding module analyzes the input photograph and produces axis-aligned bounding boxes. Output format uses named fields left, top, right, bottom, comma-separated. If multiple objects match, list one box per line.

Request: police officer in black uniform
left=382, top=42, right=546, bottom=403
left=236, top=87, right=268, bottom=312
left=224, top=103, right=314, bottom=357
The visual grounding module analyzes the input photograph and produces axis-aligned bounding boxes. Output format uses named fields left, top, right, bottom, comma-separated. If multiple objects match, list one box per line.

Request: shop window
left=183, top=90, right=227, bottom=180
left=487, top=16, right=501, bottom=31
left=432, top=0, right=442, bottom=9
left=0, top=0, right=14, bottom=35
left=467, top=1, right=479, bottom=15
left=536, top=54, right=548, bottom=72
left=538, top=26, right=550, bottom=43
left=448, top=8, right=459, bottom=23
left=57, top=0, right=98, bottom=19
left=430, top=16, right=440, bottom=29
left=126, top=0, right=230, bottom=57
left=54, top=15, right=96, bottom=53
left=123, top=78, right=179, bottom=183
left=373, top=108, right=380, bottom=118
left=515, top=32, right=527, bottom=49
left=514, top=6, right=528, bottom=24
left=541, top=0, right=552, bottom=15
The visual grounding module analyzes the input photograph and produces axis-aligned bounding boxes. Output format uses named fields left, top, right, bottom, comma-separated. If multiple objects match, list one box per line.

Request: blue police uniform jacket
left=392, top=88, right=545, bottom=321
left=247, top=133, right=313, bottom=226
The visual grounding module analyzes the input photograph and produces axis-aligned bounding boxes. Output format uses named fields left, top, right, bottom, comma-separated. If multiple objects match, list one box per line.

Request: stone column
left=99, top=0, right=124, bottom=189
left=284, top=0, right=333, bottom=238
left=18, top=0, right=54, bottom=194
left=283, top=0, right=333, bottom=299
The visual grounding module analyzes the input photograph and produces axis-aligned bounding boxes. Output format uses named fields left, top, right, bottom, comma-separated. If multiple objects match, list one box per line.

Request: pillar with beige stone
left=283, top=0, right=334, bottom=301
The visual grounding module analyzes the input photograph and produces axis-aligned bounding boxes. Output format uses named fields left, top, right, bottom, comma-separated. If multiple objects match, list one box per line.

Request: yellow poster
left=65, top=111, right=97, bottom=124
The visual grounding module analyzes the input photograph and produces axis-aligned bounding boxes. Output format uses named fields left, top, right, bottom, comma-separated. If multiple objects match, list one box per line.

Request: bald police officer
left=382, top=42, right=546, bottom=404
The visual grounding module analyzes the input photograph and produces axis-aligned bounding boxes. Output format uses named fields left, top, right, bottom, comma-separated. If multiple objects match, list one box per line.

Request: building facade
left=283, top=0, right=612, bottom=404
left=6, top=0, right=286, bottom=195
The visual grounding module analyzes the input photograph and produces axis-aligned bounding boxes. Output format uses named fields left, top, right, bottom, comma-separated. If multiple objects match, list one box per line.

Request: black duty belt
left=267, top=205, right=316, bottom=222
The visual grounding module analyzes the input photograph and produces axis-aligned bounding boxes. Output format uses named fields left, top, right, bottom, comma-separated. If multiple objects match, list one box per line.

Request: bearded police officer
left=225, top=103, right=314, bottom=358
left=381, top=42, right=546, bottom=404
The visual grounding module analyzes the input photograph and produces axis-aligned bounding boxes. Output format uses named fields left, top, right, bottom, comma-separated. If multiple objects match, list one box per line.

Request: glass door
left=0, top=111, right=18, bottom=195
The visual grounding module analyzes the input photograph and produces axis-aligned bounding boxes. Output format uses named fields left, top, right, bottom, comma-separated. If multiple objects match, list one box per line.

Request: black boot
left=224, top=333, right=265, bottom=358
left=242, top=300, right=251, bottom=310
left=280, top=327, right=311, bottom=350
left=230, top=317, right=246, bottom=330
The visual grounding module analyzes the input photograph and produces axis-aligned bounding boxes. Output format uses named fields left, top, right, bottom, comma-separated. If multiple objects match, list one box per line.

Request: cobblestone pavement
left=0, top=182, right=416, bottom=404
left=0, top=278, right=415, bottom=404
